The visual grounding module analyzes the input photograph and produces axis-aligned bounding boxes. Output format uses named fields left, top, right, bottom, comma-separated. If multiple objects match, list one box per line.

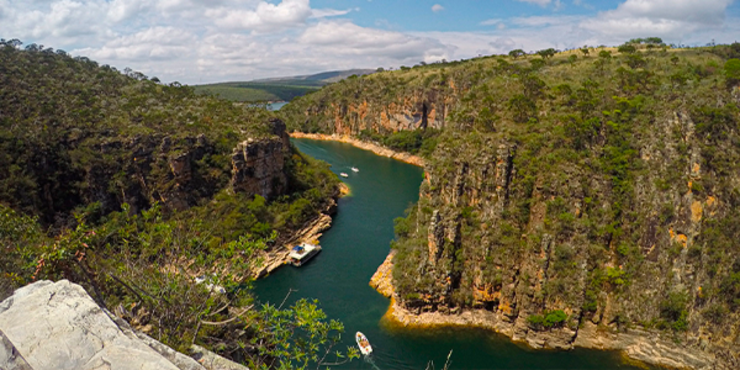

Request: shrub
left=659, top=291, right=689, bottom=331
left=606, top=267, right=627, bottom=286
left=618, top=44, right=637, bottom=54
left=725, top=58, right=740, bottom=87
left=528, top=310, right=568, bottom=330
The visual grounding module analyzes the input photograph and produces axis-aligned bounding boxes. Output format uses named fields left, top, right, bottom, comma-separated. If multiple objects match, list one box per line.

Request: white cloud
left=432, top=4, right=444, bottom=13
left=481, top=18, right=508, bottom=30
left=301, top=21, right=451, bottom=62
left=0, top=0, right=738, bottom=84
left=311, top=8, right=357, bottom=18
left=76, top=27, right=196, bottom=62
left=489, top=37, right=517, bottom=51
left=206, top=0, right=313, bottom=32
left=517, top=0, right=552, bottom=6
left=581, top=0, right=733, bottom=39
left=480, top=18, right=503, bottom=26
left=107, top=0, right=151, bottom=23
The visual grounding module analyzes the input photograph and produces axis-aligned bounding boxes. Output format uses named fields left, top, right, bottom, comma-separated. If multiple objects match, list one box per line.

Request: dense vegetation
left=284, top=40, right=740, bottom=364
left=0, top=40, right=356, bottom=369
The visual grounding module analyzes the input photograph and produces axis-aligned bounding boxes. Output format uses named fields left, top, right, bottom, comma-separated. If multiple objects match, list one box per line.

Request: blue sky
left=1, top=0, right=738, bottom=84
left=314, top=0, right=611, bottom=31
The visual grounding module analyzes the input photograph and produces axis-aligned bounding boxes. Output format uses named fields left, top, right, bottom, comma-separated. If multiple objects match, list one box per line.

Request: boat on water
left=351, top=167, right=359, bottom=172
left=355, top=331, right=373, bottom=355
left=340, top=172, right=349, bottom=178
left=289, top=243, right=322, bottom=267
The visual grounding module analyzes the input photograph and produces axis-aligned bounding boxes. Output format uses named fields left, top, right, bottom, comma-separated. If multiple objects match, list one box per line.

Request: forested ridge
left=283, top=41, right=740, bottom=368
left=0, top=40, right=358, bottom=369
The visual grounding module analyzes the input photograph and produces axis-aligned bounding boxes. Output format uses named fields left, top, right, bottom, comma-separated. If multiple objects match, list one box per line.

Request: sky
left=1, top=0, right=739, bottom=84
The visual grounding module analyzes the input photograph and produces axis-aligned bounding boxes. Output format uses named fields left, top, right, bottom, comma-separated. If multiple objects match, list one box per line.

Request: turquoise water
left=268, top=102, right=288, bottom=111
left=254, top=139, right=645, bottom=370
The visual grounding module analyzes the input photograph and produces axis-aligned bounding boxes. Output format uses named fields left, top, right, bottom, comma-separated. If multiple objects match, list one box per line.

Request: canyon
left=286, top=46, right=740, bottom=369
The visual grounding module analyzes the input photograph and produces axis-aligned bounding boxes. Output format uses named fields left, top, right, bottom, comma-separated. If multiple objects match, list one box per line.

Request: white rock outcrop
left=0, top=280, right=205, bottom=370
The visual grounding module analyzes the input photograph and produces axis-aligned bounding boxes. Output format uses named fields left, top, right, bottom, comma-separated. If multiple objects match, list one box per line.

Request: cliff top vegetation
left=282, top=39, right=740, bottom=367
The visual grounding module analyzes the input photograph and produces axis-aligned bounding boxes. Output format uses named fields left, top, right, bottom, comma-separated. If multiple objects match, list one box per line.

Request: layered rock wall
left=231, top=137, right=287, bottom=200
left=380, top=111, right=740, bottom=369
left=284, top=73, right=462, bottom=135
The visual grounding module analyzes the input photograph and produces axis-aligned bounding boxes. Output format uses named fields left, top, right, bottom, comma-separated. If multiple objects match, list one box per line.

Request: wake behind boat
left=356, top=331, right=373, bottom=355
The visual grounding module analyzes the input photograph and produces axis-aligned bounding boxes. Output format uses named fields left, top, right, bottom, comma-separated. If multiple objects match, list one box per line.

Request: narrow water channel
left=254, top=138, right=645, bottom=370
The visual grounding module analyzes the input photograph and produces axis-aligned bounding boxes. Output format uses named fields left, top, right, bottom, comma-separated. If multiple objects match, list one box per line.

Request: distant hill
left=193, top=69, right=377, bottom=102
left=252, top=69, right=377, bottom=85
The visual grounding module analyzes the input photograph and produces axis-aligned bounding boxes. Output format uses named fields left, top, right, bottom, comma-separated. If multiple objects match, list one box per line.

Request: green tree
left=509, top=49, right=526, bottom=59
left=724, top=58, right=740, bottom=87
left=252, top=299, right=360, bottom=370
left=568, top=54, right=578, bottom=67
left=507, top=94, right=537, bottom=123
left=536, top=48, right=557, bottom=59
left=618, top=44, right=637, bottom=54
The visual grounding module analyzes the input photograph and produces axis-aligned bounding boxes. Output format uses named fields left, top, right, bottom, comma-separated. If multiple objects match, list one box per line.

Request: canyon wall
left=294, top=48, right=740, bottom=369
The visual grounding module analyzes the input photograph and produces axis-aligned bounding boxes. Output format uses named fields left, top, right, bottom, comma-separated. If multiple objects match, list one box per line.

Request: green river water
left=254, top=138, right=646, bottom=370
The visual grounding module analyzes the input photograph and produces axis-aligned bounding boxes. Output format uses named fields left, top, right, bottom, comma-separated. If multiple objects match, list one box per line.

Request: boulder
left=0, top=280, right=204, bottom=370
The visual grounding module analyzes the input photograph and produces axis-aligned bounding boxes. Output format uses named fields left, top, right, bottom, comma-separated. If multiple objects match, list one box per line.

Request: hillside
left=252, top=69, right=377, bottom=85
left=282, top=43, right=740, bottom=369
left=193, top=69, right=376, bottom=103
left=0, top=40, right=355, bottom=369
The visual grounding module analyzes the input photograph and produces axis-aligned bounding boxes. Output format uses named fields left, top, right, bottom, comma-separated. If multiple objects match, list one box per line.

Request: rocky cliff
left=0, top=42, right=304, bottom=227
left=231, top=119, right=291, bottom=200
left=294, top=45, right=740, bottom=369
left=0, top=280, right=248, bottom=370
left=73, top=120, right=291, bottom=217
left=282, top=71, right=463, bottom=135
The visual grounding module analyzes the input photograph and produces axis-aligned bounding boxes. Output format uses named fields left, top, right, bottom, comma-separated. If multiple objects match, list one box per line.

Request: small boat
left=194, top=275, right=226, bottom=294
left=340, top=172, right=349, bottom=178
left=355, top=331, right=373, bottom=355
left=289, top=243, right=322, bottom=267
left=351, top=167, right=359, bottom=172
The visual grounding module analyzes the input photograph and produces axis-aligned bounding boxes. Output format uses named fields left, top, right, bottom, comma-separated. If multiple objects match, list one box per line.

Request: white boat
left=355, top=331, right=373, bottom=355
left=351, top=167, right=359, bottom=172
left=289, top=243, right=321, bottom=267
left=194, top=275, right=226, bottom=294
left=340, top=172, right=349, bottom=178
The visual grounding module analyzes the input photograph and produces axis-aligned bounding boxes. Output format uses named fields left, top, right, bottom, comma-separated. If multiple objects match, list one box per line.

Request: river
left=254, top=138, right=646, bottom=370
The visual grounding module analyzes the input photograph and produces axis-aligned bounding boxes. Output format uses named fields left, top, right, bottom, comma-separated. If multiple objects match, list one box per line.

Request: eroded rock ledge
left=370, top=252, right=721, bottom=370
left=255, top=182, right=349, bottom=278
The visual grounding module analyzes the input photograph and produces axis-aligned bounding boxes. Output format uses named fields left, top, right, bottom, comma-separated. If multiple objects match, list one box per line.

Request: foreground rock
left=0, top=280, right=247, bottom=370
